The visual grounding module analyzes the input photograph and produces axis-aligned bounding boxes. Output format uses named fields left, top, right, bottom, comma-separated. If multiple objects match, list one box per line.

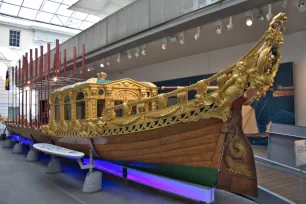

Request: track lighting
left=25, top=86, right=30, bottom=91
left=117, top=53, right=120, bottom=63
left=227, top=16, right=234, bottom=30
left=135, top=47, right=139, bottom=57
left=128, top=50, right=132, bottom=59
left=141, top=45, right=146, bottom=56
left=215, top=20, right=222, bottom=35
left=266, top=4, right=273, bottom=21
left=53, top=77, right=58, bottom=81
left=161, top=38, right=167, bottom=50
left=178, top=32, right=185, bottom=44
left=27, top=81, right=30, bottom=84
left=297, top=0, right=306, bottom=12
left=246, top=10, right=253, bottom=26
left=194, top=26, right=200, bottom=40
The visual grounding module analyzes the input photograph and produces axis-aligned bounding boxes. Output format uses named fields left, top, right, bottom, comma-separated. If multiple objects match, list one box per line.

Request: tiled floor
left=0, top=141, right=256, bottom=204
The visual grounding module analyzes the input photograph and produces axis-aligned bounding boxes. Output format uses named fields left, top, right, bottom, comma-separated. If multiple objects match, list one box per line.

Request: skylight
left=0, top=0, right=101, bottom=30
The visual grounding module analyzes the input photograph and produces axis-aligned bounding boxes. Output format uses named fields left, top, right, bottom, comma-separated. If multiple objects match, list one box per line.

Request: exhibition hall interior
left=0, top=0, right=306, bottom=203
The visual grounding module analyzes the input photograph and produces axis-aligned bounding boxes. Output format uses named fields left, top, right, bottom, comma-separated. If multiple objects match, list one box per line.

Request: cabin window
left=97, top=99, right=105, bottom=117
left=114, top=100, right=123, bottom=117
left=76, top=92, right=85, bottom=120
left=55, top=97, right=60, bottom=121
left=64, top=95, right=71, bottom=120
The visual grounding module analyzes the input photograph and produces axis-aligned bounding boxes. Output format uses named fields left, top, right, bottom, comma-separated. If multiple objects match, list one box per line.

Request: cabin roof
left=51, top=77, right=156, bottom=94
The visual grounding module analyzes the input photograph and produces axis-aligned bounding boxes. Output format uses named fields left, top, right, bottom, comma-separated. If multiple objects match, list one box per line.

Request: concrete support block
left=0, top=133, right=6, bottom=140
left=47, top=156, right=61, bottom=174
left=82, top=171, right=102, bottom=193
left=2, top=137, right=12, bottom=148
left=27, top=148, right=39, bottom=161
left=12, top=142, right=23, bottom=154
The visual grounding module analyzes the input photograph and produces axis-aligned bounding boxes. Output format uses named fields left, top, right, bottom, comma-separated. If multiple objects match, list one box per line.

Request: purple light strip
left=83, top=158, right=123, bottom=177
left=10, top=134, right=35, bottom=146
left=127, top=168, right=214, bottom=202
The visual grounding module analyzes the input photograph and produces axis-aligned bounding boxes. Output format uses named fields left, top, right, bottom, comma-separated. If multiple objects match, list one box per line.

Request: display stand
left=2, top=137, right=12, bottom=148
left=33, top=143, right=102, bottom=193
left=12, top=142, right=23, bottom=154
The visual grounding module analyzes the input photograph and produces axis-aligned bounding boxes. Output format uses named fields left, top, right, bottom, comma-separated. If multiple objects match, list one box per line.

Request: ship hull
left=5, top=108, right=258, bottom=197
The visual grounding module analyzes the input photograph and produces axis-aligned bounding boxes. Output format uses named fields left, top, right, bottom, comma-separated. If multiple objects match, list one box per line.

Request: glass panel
left=79, top=21, right=93, bottom=30
left=4, top=0, right=23, bottom=6
left=0, top=3, right=20, bottom=16
left=51, top=15, right=63, bottom=25
left=114, top=100, right=123, bottom=117
left=64, top=96, right=70, bottom=103
left=64, top=104, right=71, bottom=120
left=76, top=101, right=85, bottom=120
left=23, top=0, right=44, bottom=10
left=42, top=1, right=60, bottom=12
left=55, top=97, right=60, bottom=105
left=56, top=4, right=73, bottom=16
left=62, top=0, right=78, bottom=6
left=18, top=7, right=38, bottom=20
left=86, top=15, right=101, bottom=23
left=55, top=105, right=60, bottom=121
left=66, top=20, right=82, bottom=29
left=71, top=11, right=87, bottom=20
left=76, top=92, right=84, bottom=101
left=36, top=11, right=54, bottom=23
left=57, top=15, right=69, bottom=25
left=97, top=100, right=105, bottom=118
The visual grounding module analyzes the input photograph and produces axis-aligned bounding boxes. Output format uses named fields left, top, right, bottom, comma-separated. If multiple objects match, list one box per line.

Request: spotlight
left=161, top=38, right=167, bottom=50
left=100, top=60, right=104, bottom=68
left=87, top=68, right=91, bottom=72
left=194, top=26, right=200, bottom=40
left=282, top=0, right=288, bottom=8
left=27, top=81, right=30, bottom=84
left=297, top=0, right=306, bottom=12
left=117, top=53, right=121, bottom=63
left=215, top=20, right=222, bottom=35
left=227, top=16, right=234, bottom=30
left=178, top=32, right=184, bottom=44
left=141, top=45, right=146, bottom=56
left=53, top=76, right=58, bottom=81
left=25, top=86, right=30, bottom=91
left=106, top=58, right=111, bottom=66
left=266, top=4, right=273, bottom=21
left=128, top=50, right=132, bottom=59
left=246, top=10, right=253, bottom=26
left=135, top=47, right=139, bottom=57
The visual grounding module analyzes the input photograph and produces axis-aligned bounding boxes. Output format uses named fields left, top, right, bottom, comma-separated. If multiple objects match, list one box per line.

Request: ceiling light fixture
left=128, top=50, right=132, bottom=59
left=141, top=45, right=146, bottom=56
left=100, top=59, right=105, bottom=68
left=194, top=26, right=200, bottom=40
left=227, top=16, right=234, bottom=30
left=27, top=81, right=30, bottom=84
left=297, top=0, right=306, bottom=12
left=117, top=53, right=121, bottom=63
left=53, top=77, right=58, bottom=82
left=246, top=10, right=253, bottom=26
left=162, top=38, right=167, bottom=50
left=106, top=58, right=111, bottom=66
left=266, top=4, right=273, bottom=21
left=25, top=86, right=30, bottom=91
left=215, top=20, right=222, bottom=35
left=135, top=47, right=139, bottom=57
left=178, top=32, right=185, bottom=44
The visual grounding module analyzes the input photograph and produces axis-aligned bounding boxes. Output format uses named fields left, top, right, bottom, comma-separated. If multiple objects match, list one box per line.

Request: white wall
left=109, top=30, right=306, bottom=127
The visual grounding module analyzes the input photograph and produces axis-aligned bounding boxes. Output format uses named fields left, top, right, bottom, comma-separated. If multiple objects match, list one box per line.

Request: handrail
left=255, top=155, right=306, bottom=177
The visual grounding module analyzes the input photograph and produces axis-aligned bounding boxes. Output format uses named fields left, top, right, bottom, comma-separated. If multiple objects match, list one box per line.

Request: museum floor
left=0, top=141, right=257, bottom=204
